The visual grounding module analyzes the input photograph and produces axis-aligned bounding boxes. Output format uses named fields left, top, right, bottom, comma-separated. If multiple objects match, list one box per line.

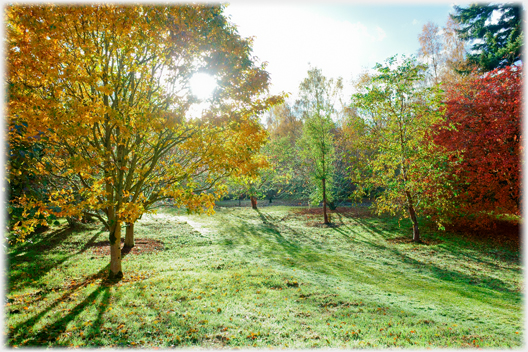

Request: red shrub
left=433, top=65, right=522, bottom=225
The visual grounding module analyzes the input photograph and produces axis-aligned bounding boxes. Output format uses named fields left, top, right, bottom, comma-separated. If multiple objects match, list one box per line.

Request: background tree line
left=222, top=3, right=522, bottom=240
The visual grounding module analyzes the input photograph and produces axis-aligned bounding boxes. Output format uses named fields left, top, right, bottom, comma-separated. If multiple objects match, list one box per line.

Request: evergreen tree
left=451, top=3, right=523, bottom=71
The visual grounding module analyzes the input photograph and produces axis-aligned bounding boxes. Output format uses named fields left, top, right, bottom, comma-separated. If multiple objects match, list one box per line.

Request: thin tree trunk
left=323, top=178, right=329, bottom=224
left=109, top=219, right=123, bottom=279
left=250, top=196, right=257, bottom=210
left=405, top=191, right=420, bottom=242
left=124, top=222, right=134, bottom=248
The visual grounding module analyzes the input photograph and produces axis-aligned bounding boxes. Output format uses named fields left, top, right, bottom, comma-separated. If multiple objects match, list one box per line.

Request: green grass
left=6, top=205, right=523, bottom=348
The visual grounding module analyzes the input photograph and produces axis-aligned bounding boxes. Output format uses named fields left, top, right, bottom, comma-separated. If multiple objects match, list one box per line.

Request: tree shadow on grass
left=348, top=217, right=522, bottom=299
left=350, top=215, right=521, bottom=273
left=212, top=208, right=327, bottom=269
left=250, top=209, right=519, bottom=309
left=15, top=226, right=76, bottom=252
left=255, top=208, right=333, bottom=257
left=186, top=207, right=520, bottom=313
left=255, top=208, right=324, bottom=247
left=330, top=214, right=393, bottom=250
left=8, top=229, right=104, bottom=292
left=8, top=265, right=116, bottom=347
left=243, top=209, right=520, bottom=300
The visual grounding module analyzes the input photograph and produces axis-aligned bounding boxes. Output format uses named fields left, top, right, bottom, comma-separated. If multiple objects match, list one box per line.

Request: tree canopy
left=451, top=3, right=523, bottom=71
left=296, top=68, right=342, bottom=224
left=7, top=4, right=282, bottom=277
left=432, top=65, right=522, bottom=224
left=351, top=56, right=446, bottom=242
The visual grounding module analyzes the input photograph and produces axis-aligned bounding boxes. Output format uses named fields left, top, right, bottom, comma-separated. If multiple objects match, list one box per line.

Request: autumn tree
left=417, top=18, right=468, bottom=87
left=7, top=124, right=55, bottom=231
left=297, top=68, right=342, bottom=224
left=266, top=102, right=303, bottom=145
left=224, top=102, right=306, bottom=209
left=432, top=65, right=522, bottom=224
left=351, top=56, right=445, bottom=242
left=7, top=4, right=281, bottom=278
left=442, top=17, right=468, bottom=83
left=452, top=3, right=523, bottom=71
left=332, top=106, right=363, bottom=204
left=224, top=159, right=269, bottom=210
left=264, top=102, right=308, bottom=200
left=418, top=22, right=444, bottom=85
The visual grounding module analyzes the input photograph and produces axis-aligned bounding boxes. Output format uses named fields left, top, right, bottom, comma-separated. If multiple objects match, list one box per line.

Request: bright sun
left=189, top=73, right=216, bottom=101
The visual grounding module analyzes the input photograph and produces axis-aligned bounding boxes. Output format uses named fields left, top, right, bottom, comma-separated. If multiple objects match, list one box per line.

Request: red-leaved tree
left=433, top=65, right=522, bottom=224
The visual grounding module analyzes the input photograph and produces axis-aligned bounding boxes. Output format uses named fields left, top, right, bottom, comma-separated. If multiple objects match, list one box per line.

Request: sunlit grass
left=6, top=205, right=522, bottom=348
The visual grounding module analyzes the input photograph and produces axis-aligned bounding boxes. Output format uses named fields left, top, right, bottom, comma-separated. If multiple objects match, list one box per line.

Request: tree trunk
left=250, top=196, right=257, bottom=210
left=322, top=178, right=329, bottom=224
left=239, top=197, right=241, bottom=207
left=124, top=222, right=134, bottom=248
left=109, top=220, right=123, bottom=279
left=405, top=191, right=420, bottom=242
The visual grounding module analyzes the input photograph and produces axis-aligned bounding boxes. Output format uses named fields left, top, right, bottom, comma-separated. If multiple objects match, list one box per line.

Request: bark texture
left=124, top=222, right=135, bottom=248
left=109, top=221, right=123, bottom=279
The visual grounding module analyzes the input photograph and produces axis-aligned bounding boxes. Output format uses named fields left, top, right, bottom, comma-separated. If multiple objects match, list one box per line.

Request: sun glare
left=189, top=73, right=216, bottom=101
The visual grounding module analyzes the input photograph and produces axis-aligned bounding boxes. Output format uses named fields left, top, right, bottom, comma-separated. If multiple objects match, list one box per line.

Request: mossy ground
left=6, top=204, right=523, bottom=348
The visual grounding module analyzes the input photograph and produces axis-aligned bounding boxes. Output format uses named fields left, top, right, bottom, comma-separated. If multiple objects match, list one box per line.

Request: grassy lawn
left=6, top=205, right=522, bottom=348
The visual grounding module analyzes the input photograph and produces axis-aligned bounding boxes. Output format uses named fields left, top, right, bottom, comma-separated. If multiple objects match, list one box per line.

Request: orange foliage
left=7, top=4, right=282, bottom=275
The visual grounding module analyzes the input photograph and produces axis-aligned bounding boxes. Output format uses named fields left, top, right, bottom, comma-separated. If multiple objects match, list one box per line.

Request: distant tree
left=417, top=18, right=468, bottom=87
left=225, top=132, right=299, bottom=210
left=418, top=21, right=444, bottom=85
left=265, top=102, right=308, bottom=201
left=226, top=158, right=269, bottom=210
left=451, top=3, right=523, bottom=71
left=297, top=67, right=342, bottom=224
left=351, top=56, right=445, bottom=242
left=266, top=102, right=303, bottom=145
left=442, top=17, right=468, bottom=81
left=432, top=65, right=522, bottom=223
left=332, top=106, right=361, bottom=205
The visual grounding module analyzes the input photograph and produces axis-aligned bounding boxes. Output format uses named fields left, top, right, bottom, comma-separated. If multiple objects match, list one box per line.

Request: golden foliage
left=7, top=4, right=283, bottom=241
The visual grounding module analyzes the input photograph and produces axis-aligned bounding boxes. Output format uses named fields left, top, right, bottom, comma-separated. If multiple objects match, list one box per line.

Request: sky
left=224, top=2, right=466, bottom=102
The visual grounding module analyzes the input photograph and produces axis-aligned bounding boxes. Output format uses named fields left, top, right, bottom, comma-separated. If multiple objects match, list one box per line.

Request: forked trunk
left=109, top=221, right=123, bottom=279
left=322, top=178, right=329, bottom=224
left=250, top=196, right=258, bottom=210
left=124, top=222, right=134, bottom=248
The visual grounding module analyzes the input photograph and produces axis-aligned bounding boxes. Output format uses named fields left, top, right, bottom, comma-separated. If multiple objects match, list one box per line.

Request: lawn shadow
left=9, top=265, right=115, bottom=346
left=256, top=208, right=337, bottom=257
left=255, top=208, right=323, bottom=247
left=224, top=207, right=520, bottom=300
left=349, top=217, right=522, bottom=299
left=8, top=228, right=104, bottom=291
left=253, top=208, right=520, bottom=312
left=212, top=208, right=327, bottom=268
